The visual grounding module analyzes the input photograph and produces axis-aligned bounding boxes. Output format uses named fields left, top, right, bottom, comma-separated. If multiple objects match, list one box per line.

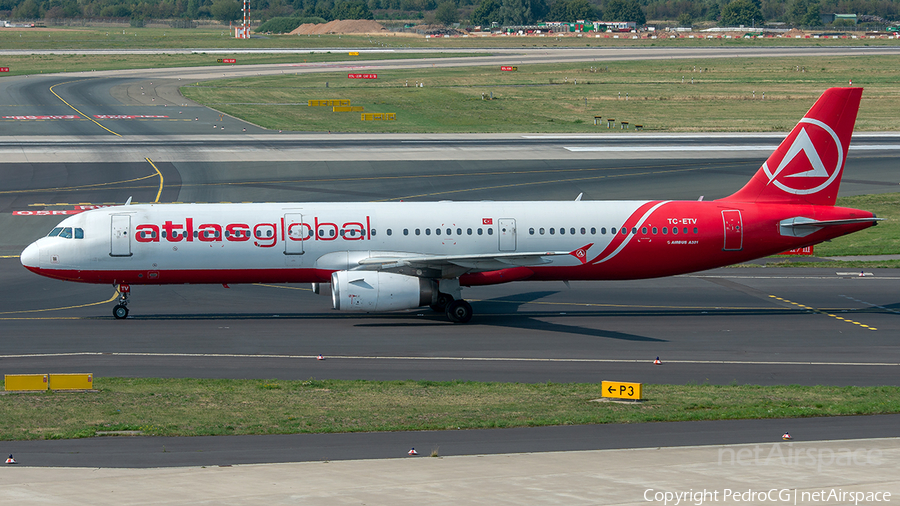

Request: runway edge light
left=601, top=381, right=642, bottom=401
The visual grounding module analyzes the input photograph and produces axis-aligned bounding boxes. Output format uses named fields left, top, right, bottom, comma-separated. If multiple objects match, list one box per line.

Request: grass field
left=2, top=26, right=899, bottom=50
left=801, top=193, right=900, bottom=258
left=2, top=378, right=898, bottom=440
left=181, top=55, right=900, bottom=133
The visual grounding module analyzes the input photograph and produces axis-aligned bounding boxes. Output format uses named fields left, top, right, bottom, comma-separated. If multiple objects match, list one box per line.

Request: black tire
left=113, top=304, right=129, bottom=319
left=430, top=292, right=454, bottom=312
left=445, top=299, right=473, bottom=323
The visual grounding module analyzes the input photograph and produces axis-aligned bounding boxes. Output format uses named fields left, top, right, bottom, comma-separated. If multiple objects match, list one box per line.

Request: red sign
left=0, top=67, right=9, bottom=72
left=216, top=58, right=237, bottom=64
left=482, top=218, right=493, bottom=225
left=780, top=246, right=814, bottom=256
left=348, top=73, right=377, bottom=79
left=3, top=115, right=79, bottom=120
left=500, top=66, right=518, bottom=71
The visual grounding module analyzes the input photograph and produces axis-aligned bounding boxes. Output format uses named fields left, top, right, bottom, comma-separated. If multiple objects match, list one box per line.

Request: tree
left=472, top=0, right=500, bottom=25
left=12, top=0, right=39, bottom=19
left=331, top=0, right=374, bottom=18
left=549, top=0, right=595, bottom=21
left=211, top=0, right=242, bottom=21
left=434, top=0, right=459, bottom=24
left=676, top=12, right=692, bottom=26
left=720, top=0, right=763, bottom=26
left=602, top=0, right=644, bottom=24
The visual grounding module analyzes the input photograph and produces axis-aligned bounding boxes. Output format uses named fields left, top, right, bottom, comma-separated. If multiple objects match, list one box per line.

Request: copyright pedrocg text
left=643, top=489, right=891, bottom=505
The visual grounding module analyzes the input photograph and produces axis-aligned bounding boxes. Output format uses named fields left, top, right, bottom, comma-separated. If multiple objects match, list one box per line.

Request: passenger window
left=447, top=228, right=452, bottom=235
left=683, top=227, right=688, bottom=234
left=387, top=229, right=392, bottom=236
left=456, top=228, right=462, bottom=235
left=662, top=227, right=668, bottom=234
left=415, top=229, right=420, bottom=236
left=436, top=228, right=441, bottom=236
left=372, top=229, right=377, bottom=236
left=641, top=227, right=647, bottom=234
left=610, top=228, right=616, bottom=234
left=652, top=227, right=658, bottom=234
left=631, top=227, right=637, bottom=234
left=426, top=229, right=431, bottom=235
left=529, top=228, right=534, bottom=235
left=591, top=227, right=596, bottom=234
left=487, top=228, right=493, bottom=235
left=75, top=228, right=84, bottom=239
left=581, top=227, right=586, bottom=235
left=621, top=228, right=628, bottom=235
left=693, top=227, right=698, bottom=234
left=539, top=228, right=545, bottom=235
left=550, top=228, right=555, bottom=235
left=559, top=228, right=565, bottom=235
left=570, top=228, right=576, bottom=235
left=48, top=227, right=63, bottom=237
left=268, top=230, right=274, bottom=237
left=477, top=229, right=483, bottom=235
left=194, top=231, right=199, bottom=238
left=601, top=228, right=607, bottom=235
left=403, top=229, right=408, bottom=236
left=672, top=227, right=678, bottom=235
left=467, top=228, right=472, bottom=235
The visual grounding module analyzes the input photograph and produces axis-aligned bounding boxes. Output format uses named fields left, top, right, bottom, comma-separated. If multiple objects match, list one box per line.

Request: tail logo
left=763, top=118, right=843, bottom=196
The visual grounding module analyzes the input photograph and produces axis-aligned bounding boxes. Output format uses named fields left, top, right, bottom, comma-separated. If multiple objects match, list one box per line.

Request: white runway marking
left=2, top=351, right=898, bottom=366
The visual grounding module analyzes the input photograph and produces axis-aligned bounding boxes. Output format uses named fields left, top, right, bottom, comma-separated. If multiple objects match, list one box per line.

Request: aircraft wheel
left=113, top=304, right=129, bottom=319
left=430, top=292, right=454, bottom=312
left=445, top=299, right=473, bottom=324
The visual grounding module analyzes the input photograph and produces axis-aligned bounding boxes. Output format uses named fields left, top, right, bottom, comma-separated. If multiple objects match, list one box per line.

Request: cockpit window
left=59, top=227, right=73, bottom=239
left=48, top=227, right=63, bottom=237
left=74, top=228, right=84, bottom=239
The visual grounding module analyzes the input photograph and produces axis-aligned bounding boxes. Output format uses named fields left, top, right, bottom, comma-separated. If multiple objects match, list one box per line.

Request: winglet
left=569, top=243, right=593, bottom=264
left=124, top=196, right=133, bottom=206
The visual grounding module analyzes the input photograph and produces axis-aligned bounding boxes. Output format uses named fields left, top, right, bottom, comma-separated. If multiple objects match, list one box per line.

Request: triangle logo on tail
left=763, top=118, right=843, bottom=196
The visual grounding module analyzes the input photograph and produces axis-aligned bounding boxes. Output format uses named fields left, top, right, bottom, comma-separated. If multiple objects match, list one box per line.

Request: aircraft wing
left=355, top=244, right=594, bottom=273
left=357, top=250, right=569, bottom=271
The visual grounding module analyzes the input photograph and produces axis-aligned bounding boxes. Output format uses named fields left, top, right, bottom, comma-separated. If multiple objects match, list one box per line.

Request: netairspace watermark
left=719, top=443, right=884, bottom=473
left=643, top=488, right=892, bottom=506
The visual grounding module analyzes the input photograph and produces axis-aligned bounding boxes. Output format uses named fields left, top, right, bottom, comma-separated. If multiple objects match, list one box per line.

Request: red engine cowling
left=331, top=271, right=437, bottom=312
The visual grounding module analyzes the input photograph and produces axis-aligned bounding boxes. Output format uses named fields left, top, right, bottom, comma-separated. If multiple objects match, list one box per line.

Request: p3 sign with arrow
left=601, top=381, right=642, bottom=400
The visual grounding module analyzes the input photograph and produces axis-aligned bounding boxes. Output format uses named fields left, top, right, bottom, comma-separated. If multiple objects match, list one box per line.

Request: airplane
left=20, top=87, right=880, bottom=323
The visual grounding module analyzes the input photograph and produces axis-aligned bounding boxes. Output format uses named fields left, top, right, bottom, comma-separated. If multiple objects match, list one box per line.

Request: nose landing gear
left=113, top=283, right=130, bottom=319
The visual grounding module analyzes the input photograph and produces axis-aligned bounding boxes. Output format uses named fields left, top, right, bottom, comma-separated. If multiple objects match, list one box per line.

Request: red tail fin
left=720, top=87, right=862, bottom=206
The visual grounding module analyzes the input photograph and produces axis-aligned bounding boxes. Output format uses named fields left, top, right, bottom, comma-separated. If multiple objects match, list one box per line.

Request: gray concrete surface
left=3, top=438, right=899, bottom=505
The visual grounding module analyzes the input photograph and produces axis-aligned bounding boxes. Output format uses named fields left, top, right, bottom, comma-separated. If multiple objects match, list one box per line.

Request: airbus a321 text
left=21, top=87, right=880, bottom=323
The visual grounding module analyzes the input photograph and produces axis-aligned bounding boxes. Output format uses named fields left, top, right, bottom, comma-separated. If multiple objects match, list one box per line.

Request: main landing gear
left=113, top=283, right=130, bottom=319
left=430, top=292, right=473, bottom=324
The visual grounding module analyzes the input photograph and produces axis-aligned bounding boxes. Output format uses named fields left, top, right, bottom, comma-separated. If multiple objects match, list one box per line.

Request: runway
left=1, top=48, right=899, bottom=472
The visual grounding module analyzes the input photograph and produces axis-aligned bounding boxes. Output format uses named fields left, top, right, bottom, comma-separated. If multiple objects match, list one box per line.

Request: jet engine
left=331, top=271, right=437, bottom=312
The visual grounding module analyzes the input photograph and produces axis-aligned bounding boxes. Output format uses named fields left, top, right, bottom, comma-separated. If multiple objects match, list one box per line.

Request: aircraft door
left=498, top=218, right=516, bottom=251
left=110, top=214, right=132, bottom=257
left=284, top=213, right=307, bottom=264
left=722, top=210, right=743, bottom=251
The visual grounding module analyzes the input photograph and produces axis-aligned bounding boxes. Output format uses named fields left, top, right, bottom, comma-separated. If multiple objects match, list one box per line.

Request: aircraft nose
left=20, top=242, right=40, bottom=269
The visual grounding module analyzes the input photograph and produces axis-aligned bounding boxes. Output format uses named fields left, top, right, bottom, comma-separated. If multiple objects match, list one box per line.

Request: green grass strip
left=2, top=378, right=899, bottom=440
left=181, top=55, right=900, bottom=133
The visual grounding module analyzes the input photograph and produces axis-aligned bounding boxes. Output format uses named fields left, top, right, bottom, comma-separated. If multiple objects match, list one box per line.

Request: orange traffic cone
left=317, top=354, right=324, bottom=361
left=782, top=432, right=792, bottom=440
left=6, top=454, right=16, bottom=464
left=408, top=448, right=418, bottom=456
left=654, top=357, right=661, bottom=365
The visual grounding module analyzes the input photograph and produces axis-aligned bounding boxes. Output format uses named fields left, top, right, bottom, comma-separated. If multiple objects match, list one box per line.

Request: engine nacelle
left=331, top=271, right=437, bottom=312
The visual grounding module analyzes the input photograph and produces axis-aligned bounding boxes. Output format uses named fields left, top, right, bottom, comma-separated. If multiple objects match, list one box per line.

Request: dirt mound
left=290, top=19, right=387, bottom=35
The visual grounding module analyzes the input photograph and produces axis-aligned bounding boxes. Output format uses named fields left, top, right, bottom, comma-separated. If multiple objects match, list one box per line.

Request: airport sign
left=601, top=381, right=642, bottom=400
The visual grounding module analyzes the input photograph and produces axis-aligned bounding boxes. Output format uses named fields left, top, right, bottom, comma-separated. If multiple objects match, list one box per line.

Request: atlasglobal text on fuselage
left=21, top=88, right=880, bottom=322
